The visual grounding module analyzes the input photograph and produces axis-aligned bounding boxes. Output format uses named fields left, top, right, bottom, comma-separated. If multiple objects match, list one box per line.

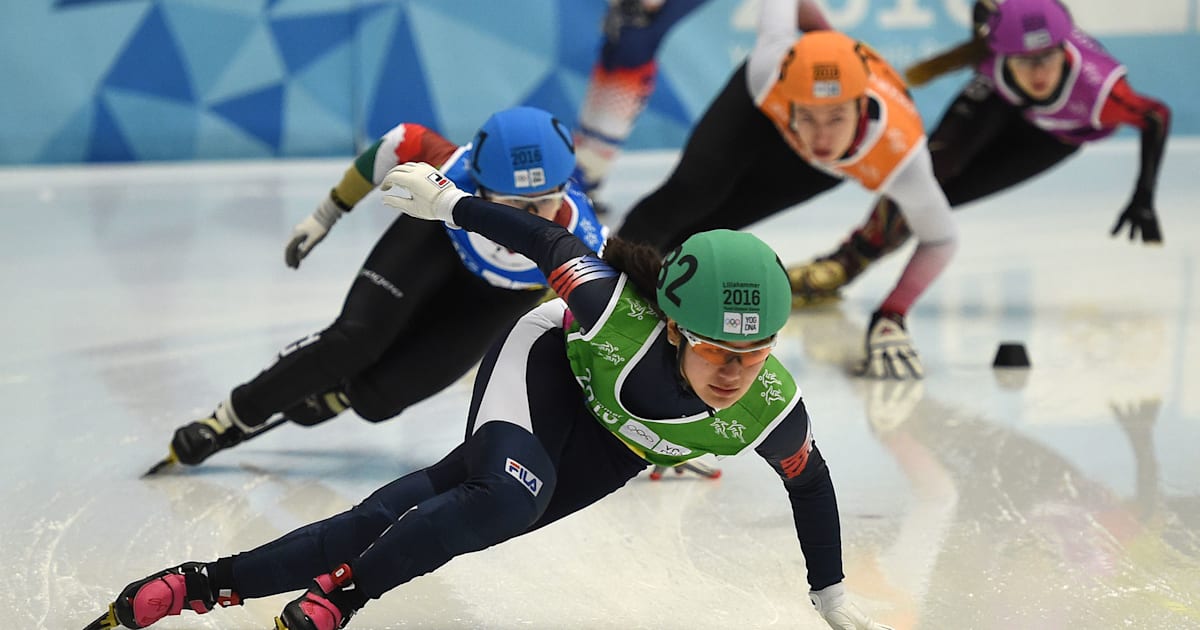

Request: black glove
left=1111, top=189, right=1162, bottom=244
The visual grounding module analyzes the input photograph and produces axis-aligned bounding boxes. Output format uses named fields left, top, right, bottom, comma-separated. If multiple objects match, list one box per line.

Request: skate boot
left=275, top=564, right=363, bottom=630
left=787, top=241, right=873, bottom=308
left=170, top=403, right=246, bottom=466
left=110, top=562, right=239, bottom=628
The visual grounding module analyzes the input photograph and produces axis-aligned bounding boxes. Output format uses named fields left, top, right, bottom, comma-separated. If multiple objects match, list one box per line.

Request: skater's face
left=667, top=321, right=774, bottom=410
left=484, top=186, right=565, bottom=220
left=1006, top=46, right=1066, bottom=100
left=788, top=100, right=860, bottom=163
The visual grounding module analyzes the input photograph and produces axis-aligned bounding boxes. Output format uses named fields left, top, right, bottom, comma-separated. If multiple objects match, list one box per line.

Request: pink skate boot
left=275, top=563, right=360, bottom=630
left=111, top=562, right=239, bottom=628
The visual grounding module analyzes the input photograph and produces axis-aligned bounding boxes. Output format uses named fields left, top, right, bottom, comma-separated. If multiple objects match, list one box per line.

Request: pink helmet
left=984, top=0, right=1073, bottom=55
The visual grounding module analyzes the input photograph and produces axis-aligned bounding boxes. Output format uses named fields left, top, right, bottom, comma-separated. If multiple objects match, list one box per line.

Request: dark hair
left=601, top=237, right=667, bottom=320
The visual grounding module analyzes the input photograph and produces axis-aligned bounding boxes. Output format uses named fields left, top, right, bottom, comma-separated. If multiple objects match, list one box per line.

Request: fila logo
left=506, top=458, right=543, bottom=496
left=426, top=171, right=451, bottom=189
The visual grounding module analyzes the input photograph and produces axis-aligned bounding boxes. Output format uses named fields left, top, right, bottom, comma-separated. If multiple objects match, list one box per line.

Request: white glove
left=285, top=195, right=345, bottom=269
left=856, top=310, right=923, bottom=380
left=380, top=162, right=468, bottom=226
left=810, top=582, right=895, bottom=630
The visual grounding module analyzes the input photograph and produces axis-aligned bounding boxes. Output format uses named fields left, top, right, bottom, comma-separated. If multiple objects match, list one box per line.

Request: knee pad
left=343, top=428, right=556, bottom=597
left=464, top=422, right=558, bottom=528
left=457, top=472, right=547, bottom=547
left=342, top=384, right=407, bottom=424
left=356, top=410, right=395, bottom=424
left=284, top=389, right=350, bottom=426
left=372, top=456, right=549, bottom=565
left=316, top=319, right=388, bottom=372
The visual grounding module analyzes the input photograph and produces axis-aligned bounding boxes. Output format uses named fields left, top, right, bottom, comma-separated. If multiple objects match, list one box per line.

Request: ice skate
left=275, top=564, right=360, bottom=630
left=144, top=403, right=252, bottom=475
left=787, top=238, right=878, bottom=309
left=787, top=257, right=850, bottom=308
left=86, top=562, right=238, bottom=629
left=649, top=459, right=722, bottom=480
left=170, top=412, right=245, bottom=465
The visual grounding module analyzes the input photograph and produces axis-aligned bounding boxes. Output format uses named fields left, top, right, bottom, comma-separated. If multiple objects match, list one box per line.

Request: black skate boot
left=170, top=404, right=246, bottom=466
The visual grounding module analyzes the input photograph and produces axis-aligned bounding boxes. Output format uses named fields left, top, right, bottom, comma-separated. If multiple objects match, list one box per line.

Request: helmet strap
left=672, top=340, right=716, bottom=416
left=665, top=321, right=695, bottom=395
left=844, top=96, right=871, bottom=159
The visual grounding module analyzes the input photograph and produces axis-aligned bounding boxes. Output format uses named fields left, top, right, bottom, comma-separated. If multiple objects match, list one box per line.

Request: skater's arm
left=747, top=1, right=836, bottom=104
left=284, top=125, right=460, bottom=269
left=381, top=162, right=623, bottom=325
left=1099, top=78, right=1171, bottom=208
left=331, top=123, right=459, bottom=210
left=796, top=0, right=831, bottom=32
left=874, top=145, right=958, bottom=315
left=747, top=0, right=804, bottom=103
left=453, top=197, right=623, bottom=326
left=755, top=404, right=844, bottom=590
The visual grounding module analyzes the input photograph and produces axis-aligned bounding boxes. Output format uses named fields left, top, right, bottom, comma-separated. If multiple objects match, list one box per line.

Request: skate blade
left=81, top=603, right=119, bottom=630
left=141, top=451, right=179, bottom=477
left=678, top=462, right=722, bottom=479
left=274, top=616, right=289, bottom=630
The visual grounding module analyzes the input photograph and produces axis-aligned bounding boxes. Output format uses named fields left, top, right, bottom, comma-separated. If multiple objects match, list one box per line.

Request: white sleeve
left=746, top=0, right=802, bottom=104
left=879, top=141, right=956, bottom=246
left=876, top=142, right=958, bottom=314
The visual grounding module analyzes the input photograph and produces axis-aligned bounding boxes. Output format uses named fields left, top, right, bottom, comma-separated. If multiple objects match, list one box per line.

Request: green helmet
left=656, top=229, right=791, bottom=342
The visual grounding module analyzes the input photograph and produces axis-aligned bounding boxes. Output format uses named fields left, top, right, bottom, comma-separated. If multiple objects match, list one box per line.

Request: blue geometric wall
left=2, top=0, right=657, bottom=163
left=2, top=0, right=1196, bottom=164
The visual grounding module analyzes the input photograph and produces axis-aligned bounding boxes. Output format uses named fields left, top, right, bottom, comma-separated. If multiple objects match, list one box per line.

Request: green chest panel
left=565, top=280, right=798, bottom=466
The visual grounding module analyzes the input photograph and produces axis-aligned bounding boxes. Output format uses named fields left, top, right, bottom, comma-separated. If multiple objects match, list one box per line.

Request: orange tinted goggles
left=679, top=327, right=776, bottom=366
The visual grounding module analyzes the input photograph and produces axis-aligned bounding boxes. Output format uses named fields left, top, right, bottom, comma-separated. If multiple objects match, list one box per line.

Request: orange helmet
left=777, top=31, right=870, bottom=106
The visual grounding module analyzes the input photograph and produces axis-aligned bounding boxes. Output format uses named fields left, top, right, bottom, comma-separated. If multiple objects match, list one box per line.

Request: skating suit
left=368, top=122, right=608, bottom=290
left=564, top=281, right=806, bottom=468
left=979, top=30, right=1126, bottom=145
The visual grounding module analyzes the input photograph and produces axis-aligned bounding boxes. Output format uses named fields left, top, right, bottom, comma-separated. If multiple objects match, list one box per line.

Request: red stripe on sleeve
left=1099, top=78, right=1170, bottom=130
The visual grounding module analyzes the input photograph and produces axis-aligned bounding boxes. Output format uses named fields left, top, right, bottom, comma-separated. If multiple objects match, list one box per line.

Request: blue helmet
left=468, top=106, right=575, bottom=195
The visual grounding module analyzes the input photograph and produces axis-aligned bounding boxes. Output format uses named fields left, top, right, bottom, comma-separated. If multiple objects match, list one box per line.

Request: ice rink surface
left=2, top=140, right=1198, bottom=629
